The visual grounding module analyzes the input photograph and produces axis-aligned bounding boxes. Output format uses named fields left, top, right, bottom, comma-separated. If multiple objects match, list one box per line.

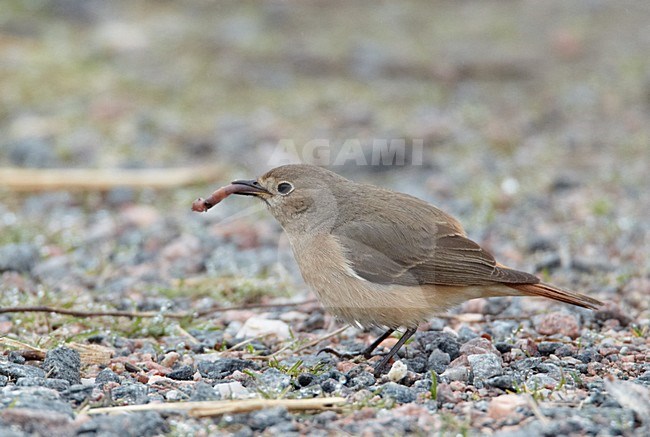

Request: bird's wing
left=333, top=220, right=539, bottom=286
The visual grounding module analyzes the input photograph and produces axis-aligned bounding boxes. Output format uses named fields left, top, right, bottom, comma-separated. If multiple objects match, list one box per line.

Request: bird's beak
left=228, top=179, right=270, bottom=197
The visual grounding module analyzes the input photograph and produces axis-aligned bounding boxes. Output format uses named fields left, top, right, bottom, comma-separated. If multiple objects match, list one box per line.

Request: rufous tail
left=507, top=282, right=603, bottom=310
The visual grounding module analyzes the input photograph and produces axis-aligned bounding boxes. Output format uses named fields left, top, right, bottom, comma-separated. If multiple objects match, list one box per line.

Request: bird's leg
left=318, top=328, right=395, bottom=359
left=373, top=327, right=417, bottom=376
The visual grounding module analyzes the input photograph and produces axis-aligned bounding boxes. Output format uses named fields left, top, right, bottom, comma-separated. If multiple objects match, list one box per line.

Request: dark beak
left=229, top=179, right=270, bottom=196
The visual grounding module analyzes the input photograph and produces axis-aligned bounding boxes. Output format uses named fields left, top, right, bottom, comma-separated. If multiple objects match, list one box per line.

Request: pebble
left=488, top=394, right=527, bottom=420
left=95, top=368, right=120, bottom=385
left=248, top=406, right=291, bottom=431
left=468, top=354, right=503, bottom=385
left=214, top=381, right=249, bottom=399
left=536, top=312, right=581, bottom=339
left=197, top=358, right=258, bottom=379
left=387, top=360, right=408, bottom=382
left=0, top=361, right=46, bottom=379
left=428, top=349, right=451, bottom=374
left=460, top=337, right=500, bottom=356
left=236, top=317, right=291, bottom=339
left=419, top=332, right=460, bottom=360
left=379, top=382, right=416, bottom=403
left=168, top=365, right=194, bottom=381
left=76, top=411, right=165, bottom=436
left=0, top=243, right=39, bottom=273
left=44, top=347, right=81, bottom=385
left=16, top=377, right=70, bottom=392
left=440, top=366, right=470, bottom=382
left=258, top=368, right=291, bottom=392
left=111, top=383, right=150, bottom=404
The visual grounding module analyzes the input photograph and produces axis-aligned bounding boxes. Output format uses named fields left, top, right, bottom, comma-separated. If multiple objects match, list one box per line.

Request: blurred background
left=0, top=1, right=648, bottom=315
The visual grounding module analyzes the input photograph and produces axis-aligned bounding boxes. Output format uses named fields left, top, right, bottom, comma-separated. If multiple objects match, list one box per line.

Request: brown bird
left=192, top=164, right=602, bottom=375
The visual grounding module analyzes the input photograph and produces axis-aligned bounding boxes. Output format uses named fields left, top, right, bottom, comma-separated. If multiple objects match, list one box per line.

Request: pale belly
left=286, top=232, right=495, bottom=328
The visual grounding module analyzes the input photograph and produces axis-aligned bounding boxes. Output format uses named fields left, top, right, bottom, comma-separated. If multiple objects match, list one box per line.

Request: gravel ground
left=1, top=1, right=650, bottom=436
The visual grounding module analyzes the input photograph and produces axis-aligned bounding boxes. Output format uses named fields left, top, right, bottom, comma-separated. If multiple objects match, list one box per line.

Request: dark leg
left=319, top=327, right=395, bottom=359
left=373, top=327, right=417, bottom=377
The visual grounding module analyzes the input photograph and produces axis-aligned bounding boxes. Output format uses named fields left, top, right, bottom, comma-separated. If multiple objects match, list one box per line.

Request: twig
left=0, top=165, right=224, bottom=192
left=0, top=300, right=318, bottom=319
left=85, top=397, right=346, bottom=418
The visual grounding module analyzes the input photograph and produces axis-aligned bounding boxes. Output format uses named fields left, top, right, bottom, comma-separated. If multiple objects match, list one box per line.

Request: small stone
left=190, top=382, right=219, bottom=401
left=537, top=341, right=562, bottom=355
left=440, top=366, right=469, bottom=382
left=168, top=365, right=194, bottom=381
left=387, top=360, right=408, bottom=382
left=95, top=368, right=120, bottom=385
left=418, top=332, right=460, bottom=360
left=111, top=383, right=150, bottom=405
left=321, top=378, right=338, bottom=393
left=197, top=358, right=258, bottom=379
left=494, top=342, right=512, bottom=354
left=468, top=354, right=503, bottom=385
left=297, top=373, right=314, bottom=387
left=488, top=394, right=527, bottom=419
left=249, top=406, right=290, bottom=431
left=526, top=374, right=557, bottom=389
left=379, top=382, right=416, bottom=403
left=44, top=347, right=81, bottom=385
left=214, top=381, right=248, bottom=399
left=236, top=317, right=291, bottom=339
left=76, top=411, right=165, bottom=436
left=485, top=375, right=515, bottom=390
left=258, top=368, right=291, bottom=392
left=460, top=337, right=499, bottom=356
left=536, top=312, right=580, bottom=339
left=16, top=377, right=70, bottom=392
left=0, top=361, right=46, bottom=379
left=347, top=372, right=375, bottom=389
left=0, top=243, right=39, bottom=273
left=428, top=349, right=451, bottom=374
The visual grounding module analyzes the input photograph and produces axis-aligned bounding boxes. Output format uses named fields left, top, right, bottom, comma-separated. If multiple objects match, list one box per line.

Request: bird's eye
left=277, top=182, right=294, bottom=195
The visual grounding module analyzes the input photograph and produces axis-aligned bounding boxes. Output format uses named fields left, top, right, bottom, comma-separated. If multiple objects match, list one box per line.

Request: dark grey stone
left=495, top=342, right=512, bottom=354
left=418, top=331, right=460, bottom=360
left=111, top=383, right=150, bottom=405
left=248, top=406, right=290, bottom=431
left=403, top=355, right=428, bottom=374
left=321, top=379, right=338, bottom=393
left=0, top=387, right=74, bottom=416
left=296, top=373, right=314, bottom=387
left=0, top=361, right=46, bottom=379
left=168, top=365, right=194, bottom=381
left=16, top=377, right=70, bottom=392
left=95, top=368, right=120, bottom=385
left=190, top=382, right=218, bottom=401
left=537, top=341, right=562, bottom=355
left=346, top=371, right=375, bottom=389
left=485, top=375, right=516, bottom=390
left=8, top=351, right=26, bottom=364
left=457, top=326, right=479, bottom=343
left=44, top=347, right=81, bottom=385
left=197, top=358, right=258, bottom=379
left=76, top=411, right=165, bottom=437
left=428, top=349, right=451, bottom=374
left=6, top=138, right=58, bottom=168
left=379, top=382, right=416, bottom=403
left=0, top=243, right=39, bottom=273
left=62, top=384, right=93, bottom=405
